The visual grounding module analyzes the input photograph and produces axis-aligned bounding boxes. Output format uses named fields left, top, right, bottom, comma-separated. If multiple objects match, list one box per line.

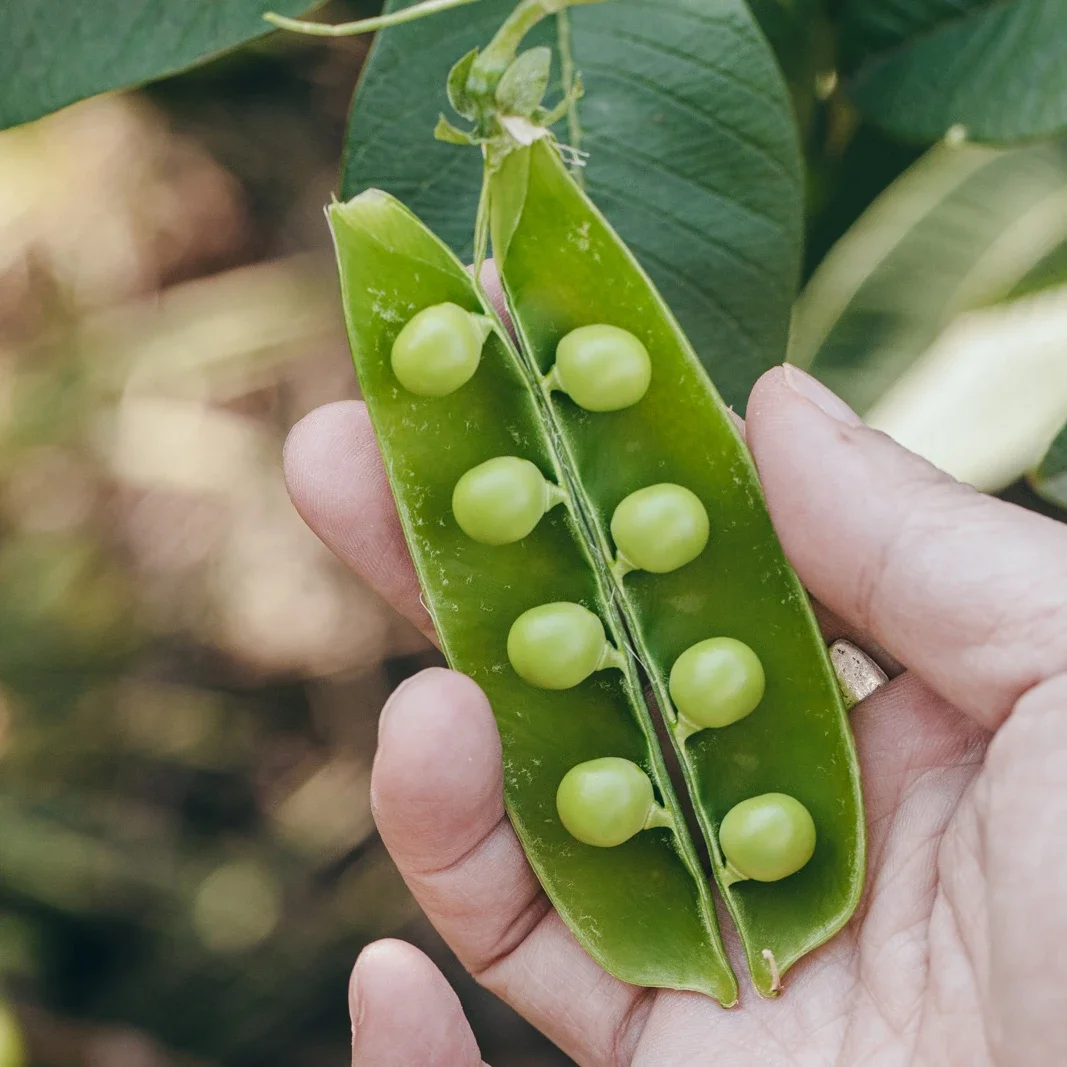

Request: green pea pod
left=489, top=140, right=865, bottom=996
left=328, top=189, right=739, bottom=1004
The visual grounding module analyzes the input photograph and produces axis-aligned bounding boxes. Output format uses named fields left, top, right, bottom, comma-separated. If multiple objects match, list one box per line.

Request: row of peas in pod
left=397, top=300, right=817, bottom=882
left=330, top=139, right=864, bottom=1001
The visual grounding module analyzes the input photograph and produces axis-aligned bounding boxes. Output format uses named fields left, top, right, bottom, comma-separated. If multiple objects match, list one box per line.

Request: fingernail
left=378, top=671, right=422, bottom=740
left=783, top=364, right=863, bottom=426
left=349, top=957, right=364, bottom=1049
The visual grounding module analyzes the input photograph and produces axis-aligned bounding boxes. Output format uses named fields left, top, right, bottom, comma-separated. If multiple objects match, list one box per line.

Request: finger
left=371, top=667, right=649, bottom=1067
left=350, top=940, right=484, bottom=1067
left=473, top=260, right=511, bottom=326
left=746, top=365, right=1067, bottom=730
left=284, top=400, right=434, bottom=639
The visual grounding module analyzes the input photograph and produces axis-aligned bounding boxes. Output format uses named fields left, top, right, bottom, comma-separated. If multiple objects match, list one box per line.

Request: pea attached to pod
left=391, top=301, right=493, bottom=397
left=547, top=324, right=652, bottom=412
left=556, top=757, right=673, bottom=847
left=610, top=483, right=710, bottom=575
left=452, top=456, right=567, bottom=545
left=719, top=793, right=817, bottom=885
left=507, top=602, right=624, bottom=689
left=670, top=637, right=765, bottom=737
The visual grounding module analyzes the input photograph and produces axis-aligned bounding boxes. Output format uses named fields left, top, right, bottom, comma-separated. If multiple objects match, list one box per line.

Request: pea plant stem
left=263, top=0, right=484, bottom=38
left=555, top=9, right=586, bottom=186
left=470, top=0, right=609, bottom=93
left=643, top=804, right=675, bottom=832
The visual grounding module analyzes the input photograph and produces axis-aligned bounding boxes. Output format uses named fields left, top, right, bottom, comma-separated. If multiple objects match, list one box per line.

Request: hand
left=284, top=335, right=1067, bottom=1065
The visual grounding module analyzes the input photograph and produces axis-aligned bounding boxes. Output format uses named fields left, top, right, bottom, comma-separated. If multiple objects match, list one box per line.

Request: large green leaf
left=1030, top=421, right=1067, bottom=510
left=842, top=0, right=1067, bottom=143
left=792, top=139, right=1067, bottom=412
left=0, top=0, right=315, bottom=131
left=341, top=0, right=803, bottom=409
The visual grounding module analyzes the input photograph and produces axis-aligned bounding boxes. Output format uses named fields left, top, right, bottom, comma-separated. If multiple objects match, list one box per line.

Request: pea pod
left=489, top=140, right=865, bottom=996
left=328, top=190, right=739, bottom=1003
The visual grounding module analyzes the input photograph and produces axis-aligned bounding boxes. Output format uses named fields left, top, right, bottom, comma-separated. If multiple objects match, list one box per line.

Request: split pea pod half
left=490, top=141, right=865, bottom=997
left=328, top=190, right=738, bottom=1004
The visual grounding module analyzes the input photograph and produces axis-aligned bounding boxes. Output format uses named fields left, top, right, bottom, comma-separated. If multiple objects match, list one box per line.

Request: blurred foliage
left=794, top=139, right=1067, bottom=408
left=793, top=136, right=1067, bottom=492
left=841, top=0, right=1067, bottom=144
left=0, top=0, right=315, bottom=130
left=0, top=10, right=570, bottom=1066
left=1, top=3, right=1066, bottom=1067
left=1030, top=421, right=1067, bottom=510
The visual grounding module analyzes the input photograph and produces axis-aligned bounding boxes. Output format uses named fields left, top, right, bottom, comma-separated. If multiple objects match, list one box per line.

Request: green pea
left=556, top=757, right=672, bottom=847
left=390, top=302, right=492, bottom=396
left=719, top=793, right=816, bottom=885
left=670, top=637, right=765, bottom=735
left=507, top=601, right=622, bottom=689
left=610, top=483, right=709, bottom=575
left=549, top=324, right=652, bottom=411
left=452, top=456, right=564, bottom=545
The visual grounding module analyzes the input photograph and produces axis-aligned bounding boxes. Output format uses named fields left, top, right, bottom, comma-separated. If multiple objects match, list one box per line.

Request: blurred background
left=0, top=4, right=571, bottom=1063
left=0, top=2, right=1065, bottom=1065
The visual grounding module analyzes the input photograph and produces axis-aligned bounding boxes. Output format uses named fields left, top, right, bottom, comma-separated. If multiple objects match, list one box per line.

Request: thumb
left=350, top=940, right=485, bottom=1067
left=746, top=365, right=1067, bottom=731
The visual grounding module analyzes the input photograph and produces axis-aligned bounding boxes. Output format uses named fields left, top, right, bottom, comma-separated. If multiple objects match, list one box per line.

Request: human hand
left=284, top=308, right=1067, bottom=1065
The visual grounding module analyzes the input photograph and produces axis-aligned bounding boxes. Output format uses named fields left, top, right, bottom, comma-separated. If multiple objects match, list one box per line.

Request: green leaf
left=843, top=0, right=1067, bottom=143
left=447, top=46, right=480, bottom=119
left=1030, top=421, right=1067, bottom=510
left=0, top=0, right=316, bottom=131
left=495, top=46, right=552, bottom=115
left=792, top=139, right=1067, bottom=412
left=341, top=0, right=803, bottom=410
left=434, top=113, right=474, bottom=143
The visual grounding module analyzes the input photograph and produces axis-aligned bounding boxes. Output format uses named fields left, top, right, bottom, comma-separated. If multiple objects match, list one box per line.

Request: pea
left=452, top=456, right=564, bottom=545
left=719, top=794, right=816, bottom=884
left=556, top=757, right=672, bottom=847
left=610, top=483, right=709, bottom=575
left=549, top=324, right=652, bottom=411
left=390, top=301, right=492, bottom=396
left=507, top=601, right=623, bottom=689
left=670, top=637, right=765, bottom=736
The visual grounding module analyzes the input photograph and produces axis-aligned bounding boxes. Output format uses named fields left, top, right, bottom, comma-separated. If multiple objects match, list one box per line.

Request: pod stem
left=596, top=642, right=627, bottom=674
left=470, top=313, right=495, bottom=346
left=472, top=159, right=492, bottom=281
left=643, top=804, right=675, bottom=832
left=541, top=363, right=563, bottom=395
left=543, top=480, right=569, bottom=512
left=264, top=0, right=483, bottom=37
left=673, top=715, right=702, bottom=744
left=720, top=860, right=749, bottom=888
left=470, top=0, right=608, bottom=93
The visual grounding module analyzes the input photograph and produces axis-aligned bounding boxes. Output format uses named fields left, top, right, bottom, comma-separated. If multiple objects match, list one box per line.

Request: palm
left=626, top=673, right=991, bottom=1066
left=284, top=366, right=1067, bottom=1067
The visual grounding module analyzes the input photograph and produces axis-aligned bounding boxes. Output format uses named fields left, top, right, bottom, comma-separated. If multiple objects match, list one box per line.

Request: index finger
left=747, top=365, right=1067, bottom=730
left=284, top=398, right=436, bottom=641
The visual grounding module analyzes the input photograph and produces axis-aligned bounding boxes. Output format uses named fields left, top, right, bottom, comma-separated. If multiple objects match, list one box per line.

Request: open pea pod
left=490, top=140, right=865, bottom=996
left=328, top=190, right=738, bottom=1003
